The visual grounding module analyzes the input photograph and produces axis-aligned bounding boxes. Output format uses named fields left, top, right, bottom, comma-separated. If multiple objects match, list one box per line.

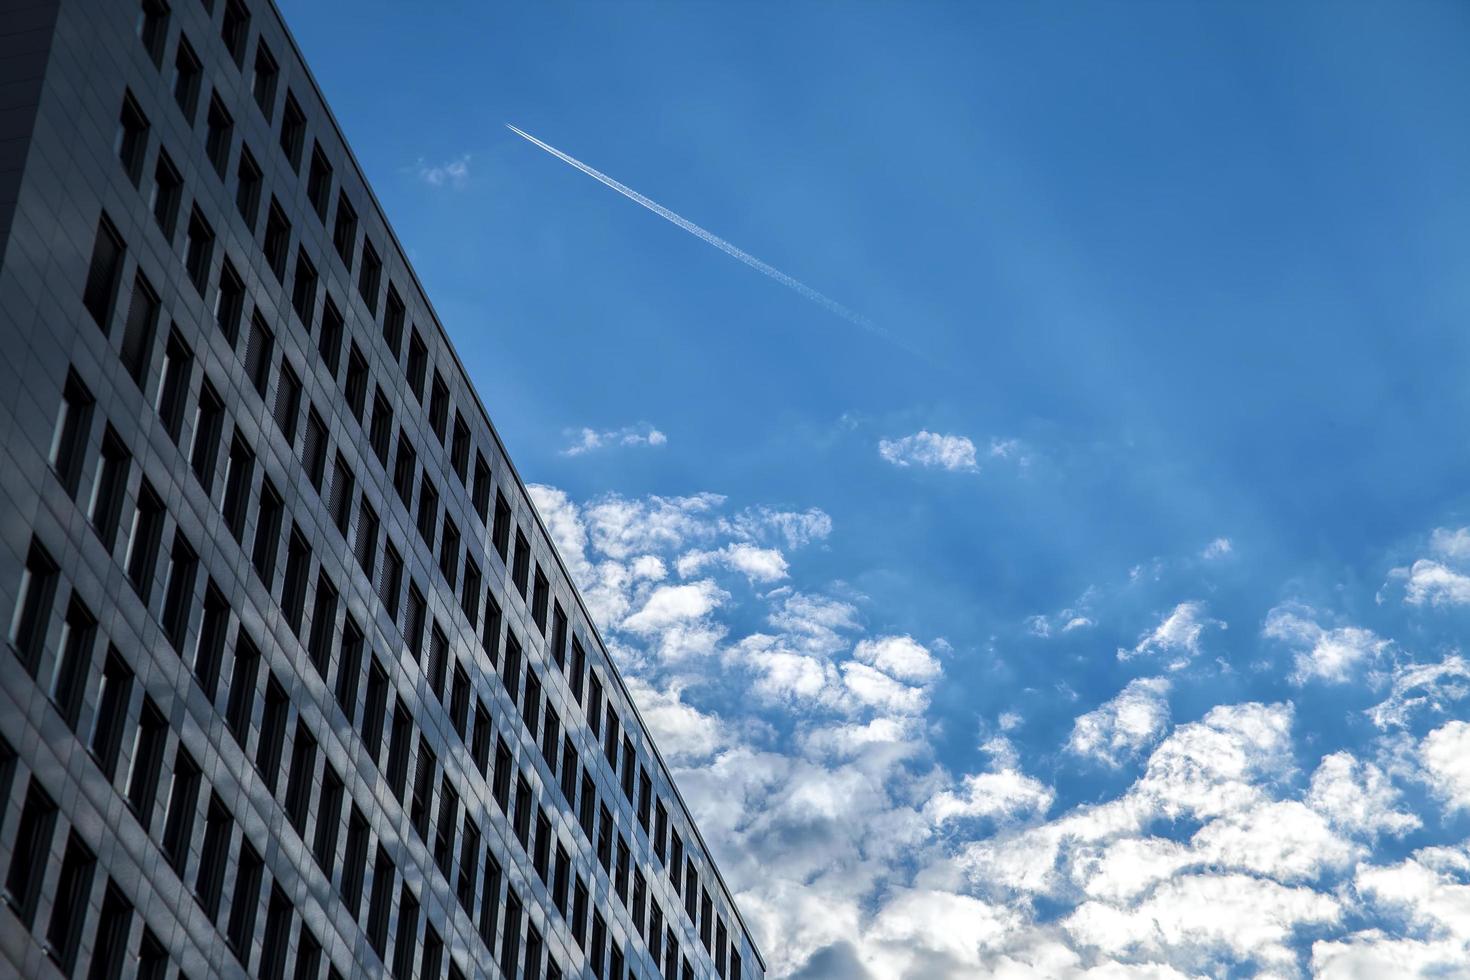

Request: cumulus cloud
left=1201, top=537, right=1233, bottom=559
left=1263, top=603, right=1389, bottom=684
left=852, top=635, right=941, bottom=684
left=926, top=769, right=1054, bottom=826
left=1419, top=721, right=1470, bottom=812
left=561, top=423, right=668, bottom=456
left=1306, top=751, right=1420, bottom=838
left=414, top=153, right=471, bottom=188
left=1398, top=559, right=1470, bottom=607
left=1429, top=526, right=1470, bottom=559
left=1117, top=601, right=1223, bottom=669
left=677, top=543, right=789, bottom=583
left=1366, top=655, right=1470, bottom=729
left=879, top=430, right=991, bottom=471
left=1067, top=676, right=1172, bottom=766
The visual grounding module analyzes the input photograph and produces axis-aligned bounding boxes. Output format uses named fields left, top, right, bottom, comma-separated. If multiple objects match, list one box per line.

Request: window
left=633, top=869, right=647, bottom=936
left=461, top=556, right=481, bottom=626
left=301, top=407, right=327, bottom=491
left=157, top=329, right=192, bottom=443
left=403, top=331, right=428, bottom=403
left=439, top=517, right=459, bottom=587
left=492, top=490, right=511, bottom=561
left=359, top=239, right=381, bottom=313
left=472, top=703, right=491, bottom=775
left=279, top=91, right=305, bottom=170
left=363, top=659, right=389, bottom=766
left=502, top=634, right=522, bottom=704
left=171, top=36, right=202, bottom=122
left=225, top=840, right=263, bottom=960
left=386, top=701, right=412, bottom=800
left=427, top=622, right=449, bottom=698
left=482, top=590, right=502, bottom=665
left=251, top=479, right=283, bottom=585
left=447, top=412, right=472, bottom=482
left=194, top=580, right=229, bottom=698
left=355, top=499, right=380, bottom=580
left=139, top=928, right=168, bottom=980
left=578, top=771, right=594, bottom=837
left=591, top=911, right=607, bottom=977
left=479, top=852, right=502, bottom=950
left=49, top=597, right=95, bottom=730
left=4, top=779, right=57, bottom=926
left=319, top=297, right=345, bottom=376
left=434, top=776, right=458, bottom=873
left=369, top=388, right=393, bottom=465
left=221, top=431, right=255, bottom=542
left=472, top=453, right=491, bottom=521
left=335, top=616, right=364, bottom=722
left=532, top=567, right=549, bottom=633
left=11, top=538, right=58, bottom=676
left=551, top=603, right=568, bottom=670
left=380, top=542, right=404, bottom=621
left=333, top=191, right=357, bottom=268
left=119, top=273, right=161, bottom=384
left=274, top=360, right=302, bottom=444
left=404, top=583, right=426, bottom=660
left=235, top=146, right=262, bottom=230
left=650, top=903, right=664, bottom=965
left=90, top=881, right=134, bottom=980
left=341, top=806, right=369, bottom=917
left=383, top=286, right=406, bottom=359
left=224, top=632, right=259, bottom=743
left=450, top=664, right=470, bottom=736
left=457, top=814, right=480, bottom=912
left=685, top=864, right=699, bottom=921
left=149, top=149, right=183, bottom=242
left=329, top=453, right=354, bottom=534
left=89, top=425, right=131, bottom=551
left=83, top=214, right=125, bottom=331
left=365, top=848, right=394, bottom=957
left=559, top=736, right=577, bottom=803
left=501, top=888, right=523, bottom=975
left=622, top=738, right=637, bottom=801
left=160, top=528, right=196, bottom=652
left=429, top=372, right=449, bottom=441
left=281, top=527, right=311, bottom=633
left=416, top=476, right=438, bottom=549
left=260, top=885, right=292, bottom=980
left=408, top=740, right=436, bottom=840
left=89, top=648, right=133, bottom=779
left=670, top=831, right=684, bottom=894
left=587, top=671, right=604, bottom=735
left=492, top=738, right=512, bottom=813
left=393, top=432, right=416, bottom=505
left=283, top=721, right=318, bottom=833
left=702, top=889, right=715, bottom=951
left=196, top=792, right=232, bottom=920
left=263, top=198, right=291, bottom=281
left=252, top=40, right=278, bottom=118
left=215, top=258, right=245, bottom=342
left=182, top=208, right=215, bottom=295
left=422, top=925, right=443, bottom=980
left=221, top=0, right=249, bottom=66
left=257, top=674, right=289, bottom=793
left=117, top=92, right=149, bottom=186
left=572, top=877, right=588, bottom=948
left=245, top=311, right=275, bottom=395
left=553, top=844, right=570, bottom=914
left=306, top=144, right=334, bottom=221
left=533, top=809, right=551, bottom=880
left=161, top=747, right=201, bottom=874
left=306, top=572, right=338, bottom=675
left=126, top=696, right=168, bottom=826
left=138, top=0, right=170, bottom=67
left=345, top=343, right=369, bottom=421
left=717, top=920, right=729, bottom=976
left=50, top=369, right=94, bottom=498
left=512, top=529, right=530, bottom=597
left=522, top=668, right=541, bottom=739
left=190, top=381, right=224, bottom=490
left=597, top=804, right=613, bottom=871
left=391, top=884, right=419, bottom=979
left=292, top=249, right=318, bottom=324
left=205, top=93, right=233, bottom=177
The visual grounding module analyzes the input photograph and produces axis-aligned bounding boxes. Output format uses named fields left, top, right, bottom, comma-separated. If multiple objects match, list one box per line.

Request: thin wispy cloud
left=561, top=423, right=668, bottom=457
left=415, top=153, right=471, bottom=189
left=505, top=124, right=906, bottom=351
left=878, top=430, right=1021, bottom=472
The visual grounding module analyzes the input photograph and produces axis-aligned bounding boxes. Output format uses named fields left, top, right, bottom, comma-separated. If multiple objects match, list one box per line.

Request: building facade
left=0, top=1, right=764, bottom=978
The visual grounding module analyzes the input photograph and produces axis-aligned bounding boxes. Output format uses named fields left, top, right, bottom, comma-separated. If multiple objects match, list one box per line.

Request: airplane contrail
left=506, top=123, right=890, bottom=342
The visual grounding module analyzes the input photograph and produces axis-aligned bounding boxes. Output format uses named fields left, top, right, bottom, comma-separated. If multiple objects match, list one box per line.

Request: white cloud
left=726, top=506, right=833, bottom=549
left=852, top=635, right=941, bottom=684
left=1117, top=601, right=1223, bottom=669
left=1306, top=751, right=1420, bottom=839
left=1430, top=526, right=1470, bottom=559
left=1366, top=655, right=1470, bottom=729
left=1400, top=559, right=1470, bottom=607
left=561, top=423, right=668, bottom=457
left=926, top=769, right=1054, bottom=825
left=1201, top=537, right=1233, bottom=559
left=414, top=153, right=471, bottom=188
left=878, top=431, right=979, bottom=471
left=1262, top=603, right=1389, bottom=684
left=677, top=543, right=790, bottom=583
left=1420, top=721, right=1470, bottom=813
left=1067, top=676, right=1172, bottom=766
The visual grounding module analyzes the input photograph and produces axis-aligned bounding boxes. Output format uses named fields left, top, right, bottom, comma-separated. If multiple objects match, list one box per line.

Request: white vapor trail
left=506, top=123, right=887, bottom=341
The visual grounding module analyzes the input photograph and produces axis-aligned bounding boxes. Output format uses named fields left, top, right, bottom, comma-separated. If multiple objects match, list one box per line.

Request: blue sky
left=282, top=3, right=1470, bottom=976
